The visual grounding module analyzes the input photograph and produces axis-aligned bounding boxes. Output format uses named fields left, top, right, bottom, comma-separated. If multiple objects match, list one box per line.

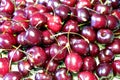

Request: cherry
left=15, top=0, right=26, bottom=8
left=47, top=15, right=62, bottom=33
left=112, top=9, right=120, bottom=20
left=107, top=15, right=119, bottom=30
left=30, top=12, right=47, bottom=27
left=35, top=72, right=53, bottom=80
left=96, top=63, right=113, bottom=79
left=0, top=58, right=9, bottom=77
left=24, top=28, right=42, bottom=45
left=0, top=0, right=14, bottom=14
left=50, top=43, right=67, bottom=61
left=60, top=0, right=77, bottom=7
left=18, top=60, right=32, bottom=76
left=97, top=29, right=114, bottom=44
left=26, top=46, right=46, bottom=66
left=65, top=52, right=83, bottom=72
left=35, top=4, right=48, bottom=13
left=70, top=38, right=89, bottom=56
left=55, top=68, right=72, bottom=80
left=82, top=56, right=96, bottom=71
left=55, top=5, right=70, bottom=20
left=3, top=71, right=23, bottom=80
left=107, top=0, right=119, bottom=8
left=98, top=49, right=114, bottom=63
left=78, top=71, right=98, bottom=80
left=81, top=26, right=96, bottom=42
left=89, top=43, right=99, bottom=56
left=91, top=13, right=107, bottom=29
left=107, top=38, right=120, bottom=54
left=57, top=35, right=68, bottom=46
left=13, top=9, right=26, bottom=17
left=42, top=30, right=55, bottom=45
left=112, top=60, right=120, bottom=76
left=76, top=0, right=91, bottom=9
left=12, top=15, right=29, bottom=32
left=8, top=49, right=25, bottom=62
left=76, top=8, right=90, bottom=23
left=62, top=19, right=79, bottom=32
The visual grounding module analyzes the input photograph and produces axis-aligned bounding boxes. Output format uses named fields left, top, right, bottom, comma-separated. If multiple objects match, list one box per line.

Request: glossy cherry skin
left=96, top=63, right=113, bottom=79
left=50, top=43, right=67, bottom=61
left=62, top=19, right=79, bottom=32
left=65, top=52, right=83, bottom=72
left=89, top=43, right=99, bottom=56
left=0, top=58, right=9, bottom=77
left=76, top=8, right=90, bottom=23
left=81, top=26, right=96, bottom=42
left=107, top=38, right=120, bottom=54
left=60, top=0, right=77, bottom=7
left=55, top=68, right=72, bottom=80
left=70, top=38, right=89, bottom=56
left=35, top=4, right=48, bottom=13
left=3, top=71, right=23, bottom=80
left=97, top=29, right=114, bottom=44
left=76, top=0, right=91, bottom=9
left=0, top=0, right=14, bottom=14
left=35, top=72, right=53, bottom=80
left=78, top=71, right=98, bottom=80
left=13, top=9, right=26, bottom=17
left=0, top=33, right=16, bottom=49
left=26, top=46, right=47, bottom=66
left=8, top=49, right=25, bottom=62
left=108, top=0, right=119, bottom=8
left=57, top=35, right=68, bottom=46
left=112, top=60, right=120, bottom=76
left=107, top=15, right=119, bottom=30
left=47, top=15, right=62, bottom=33
left=82, top=56, right=96, bottom=71
left=98, top=49, right=114, bottom=63
left=112, top=9, right=120, bottom=20
left=94, top=4, right=112, bottom=14
left=24, top=28, right=42, bottom=45
left=55, top=5, right=70, bottom=20
left=91, top=13, right=107, bottom=29
left=18, top=60, right=32, bottom=76
left=42, top=30, right=55, bottom=45
left=30, top=12, right=47, bottom=27
left=12, top=15, right=29, bottom=32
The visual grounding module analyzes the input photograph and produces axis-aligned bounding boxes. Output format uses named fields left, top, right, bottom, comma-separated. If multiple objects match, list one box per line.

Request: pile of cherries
left=0, top=0, right=120, bottom=80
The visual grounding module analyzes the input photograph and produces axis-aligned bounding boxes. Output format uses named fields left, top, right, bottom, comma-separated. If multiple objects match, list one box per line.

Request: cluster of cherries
left=0, top=0, right=120, bottom=80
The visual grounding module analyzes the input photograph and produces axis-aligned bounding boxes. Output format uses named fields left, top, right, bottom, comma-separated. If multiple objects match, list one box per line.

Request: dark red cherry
left=81, top=26, right=96, bottom=42
left=57, top=35, right=68, bottom=46
left=18, top=60, right=32, bottom=76
left=78, top=71, right=98, bottom=80
left=65, top=52, right=83, bottom=72
left=60, top=0, right=77, bottom=7
left=42, top=30, right=55, bottom=45
left=0, top=0, right=14, bottom=14
left=13, top=9, right=26, bottom=17
left=35, top=72, right=53, bottom=80
left=82, top=56, right=96, bottom=71
left=108, top=0, right=119, bottom=8
left=70, top=38, right=89, bottom=56
left=76, top=0, right=91, bottom=9
left=0, top=58, right=9, bottom=77
left=62, top=19, right=79, bottom=32
left=89, top=43, right=99, bottom=56
left=50, top=43, right=67, bottom=61
left=112, top=60, right=120, bottom=75
left=112, top=9, right=120, bottom=20
left=8, top=49, right=25, bottom=62
left=76, top=8, right=90, bottom=22
left=107, top=15, right=119, bottom=30
left=98, top=49, right=114, bottom=63
left=47, top=15, right=62, bottom=33
left=26, top=46, right=46, bottom=66
left=30, top=12, right=47, bottom=27
left=94, top=4, right=112, bottom=14
left=3, top=71, right=23, bottom=80
left=91, top=13, right=107, bottom=29
left=55, top=5, right=70, bottom=20
left=12, top=15, right=29, bottom=32
left=24, top=28, right=42, bottom=45
left=96, top=63, right=113, bottom=79
left=55, top=68, right=72, bottom=80
left=35, top=4, right=48, bottom=13
left=97, top=29, right=114, bottom=44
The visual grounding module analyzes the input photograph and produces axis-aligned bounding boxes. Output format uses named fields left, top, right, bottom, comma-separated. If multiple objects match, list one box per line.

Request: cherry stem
left=84, top=7, right=100, bottom=14
left=99, top=0, right=103, bottom=5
